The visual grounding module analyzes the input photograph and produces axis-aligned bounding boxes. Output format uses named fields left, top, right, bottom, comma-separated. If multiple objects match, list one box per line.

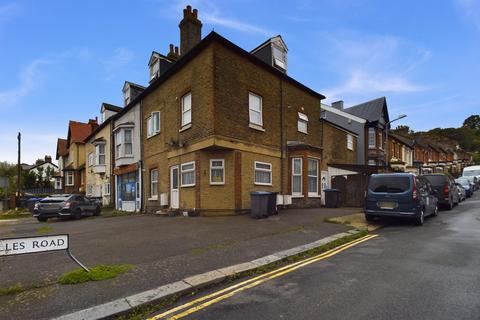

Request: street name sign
left=0, top=234, right=68, bottom=256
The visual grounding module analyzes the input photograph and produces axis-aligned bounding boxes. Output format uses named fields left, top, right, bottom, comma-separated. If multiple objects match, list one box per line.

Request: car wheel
left=93, top=206, right=101, bottom=216
left=365, top=214, right=374, bottom=222
left=37, top=217, right=48, bottom=222
left=74, top=210, right=82, bottom=220
left=415, top=209, right=424, bottom=226
left=432, top=204, right=439, bottom=217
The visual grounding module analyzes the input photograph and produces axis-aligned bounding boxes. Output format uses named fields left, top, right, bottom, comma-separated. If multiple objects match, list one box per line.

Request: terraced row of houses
left=53, top=5, right=473, bottom=213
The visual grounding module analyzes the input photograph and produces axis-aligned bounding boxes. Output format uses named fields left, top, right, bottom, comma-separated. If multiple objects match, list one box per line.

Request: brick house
left=344, top=97, right=390, bottom=166
left=55, top=138, right=68, bottom=190
left=122, top=6, right=326, bottom=214
left=84, top=103, right=122, bottom=206
left=388, top=133, right=414, bottom=172
left=62, top=119, right=98, bottom=193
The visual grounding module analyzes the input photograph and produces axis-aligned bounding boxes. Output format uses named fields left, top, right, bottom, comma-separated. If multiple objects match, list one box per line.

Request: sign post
left=0, top=234, right=90, bottom=272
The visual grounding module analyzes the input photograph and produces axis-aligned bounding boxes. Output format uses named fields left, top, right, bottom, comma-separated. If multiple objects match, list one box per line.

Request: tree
left=463, top=115, right=480, bottom=130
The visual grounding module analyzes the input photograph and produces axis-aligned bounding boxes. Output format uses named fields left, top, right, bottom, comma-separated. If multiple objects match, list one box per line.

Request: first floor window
left=124, top=129, right=133, bottom=155
left=249, top=92, right=263, bottom=126
left=96, top=144, right=106, bottom=165
left=308, top=159, right=318, bottom=196
left=181, top=92, right=192, bottom=127
left=66, top=171, right=74, bottom=186
left=254, top=161, right=272, bottom=185
left=292, top=158, right=302, bottom=195
left=88, top=152, right=94, bottom=166
left=297, top=112, right=308, bottom=134
left=181, top=161, right=195, bottom=187
left=150, top=169, right=158, bottom=197
left=347, top=134, right=354, bottom=151
left=368, top=128, right=376, bottom=148
left=210, top=159, right=225, bottom=185
left=115, top=131, right=122, bottom=158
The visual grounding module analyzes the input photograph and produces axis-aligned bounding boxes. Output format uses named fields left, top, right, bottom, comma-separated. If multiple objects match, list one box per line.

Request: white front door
left=170, top=166, right=179, bottom=209
left=320, top=171, right=330, bottom=206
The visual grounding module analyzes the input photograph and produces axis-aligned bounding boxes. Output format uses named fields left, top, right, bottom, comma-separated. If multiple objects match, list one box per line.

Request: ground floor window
left=210, top=159, right=225, bottom=185
left=65, top=171, right=74, bottom=186
left=254, top=161, right=272, bottom=185
left=308, top=158, right=318, bottom=196
left=118, top=172, right=137, bottom=202
left=55, top=177, right=62, bottom=190
left=181, top=162, right=195, bottom=187
left=150, top=169, right=158, bottom=197
left=292, top=158, right=302, bottom=195
left=104, top=183, right=111, bottom=195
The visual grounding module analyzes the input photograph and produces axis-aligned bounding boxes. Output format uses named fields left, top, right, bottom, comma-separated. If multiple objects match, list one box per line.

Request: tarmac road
left=152, top=192, right=480, bottom=320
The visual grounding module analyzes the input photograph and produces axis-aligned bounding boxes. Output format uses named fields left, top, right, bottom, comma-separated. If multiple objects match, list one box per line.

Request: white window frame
left=307, top=158, right=319, bottom=197
left=104, top=183, right=111, bottom=196
left=181, top=92, right=192, bottom=127
left=379, top=131, right=383, bottom=150
left=124, top=129, right=133, bottom=155
left=181, top=161, right=196, bottom=187
left=272, top=45, right=287, bottom=70
left=368, top=128, right=376, bottom=149
left=210, top=159, right=225, bottom=185
left=147, top=112, right=160, bottom=137
left=347, top=134, right=354, bottom=151
left=248, top=92, right=263, bottom=127
left=55, top=177, right=62, bottom=190
left=95, top=143, right=106, bottom=165
left=115, top=131, right=122, bottom=159
left=254, top=161, right=272, bottom=186
left=88, top=152, right=94, bottom=167
left=292, top=158, right=303, bottom=196
left=150, top=169, right=158, bottom=198
left=298, top=112, right=308, bottom=134
left=115, top=127, right=134, bottom=158
left=66, top=171, right=74, bottom=186
left=150, top=59, right=159, bottom=80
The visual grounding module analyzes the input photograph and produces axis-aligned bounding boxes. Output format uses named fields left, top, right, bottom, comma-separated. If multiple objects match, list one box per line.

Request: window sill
left=308, top=194, right=321, bottom=198
left=148, top=196, right=158, bottom=201
left=179, top=123, right=192, bottom=132
left=249, top=123, right=265, bottom=132
left=147, top=132, right=160, bottom=139
left=116, top=155, right=134, bottom=160
left=291, top=194, right=304, bottom=198
left=298, top=130, right=308, bottom=135
left=181, top=184, right=195, bottom=188
left=254, top=182, right=272, bottom=186
left=210, top=182, right=225, bottom=186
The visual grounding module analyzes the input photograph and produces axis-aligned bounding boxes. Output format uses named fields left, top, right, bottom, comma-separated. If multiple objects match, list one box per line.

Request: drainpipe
left=280, top=79, right=285, bottom=195
left=139, top=100, right=145, bottom=212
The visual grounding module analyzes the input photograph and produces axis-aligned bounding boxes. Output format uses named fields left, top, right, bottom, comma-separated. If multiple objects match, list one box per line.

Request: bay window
left=292, top=158, right=302, bottom=195
left=210, top=159, right=225, bottom=185
left=308, top=159, right=318, bottom=196
left=181, top=161, right=195, bottom=187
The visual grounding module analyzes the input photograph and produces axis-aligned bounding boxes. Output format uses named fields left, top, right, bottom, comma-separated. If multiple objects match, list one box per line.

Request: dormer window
left=123, top=85, right=131, bottom=106
left=272, top=45, right=287, bottom=70
left=150, top=59, right=159, bottom=81
left=101, top=111, right=106, bottom=124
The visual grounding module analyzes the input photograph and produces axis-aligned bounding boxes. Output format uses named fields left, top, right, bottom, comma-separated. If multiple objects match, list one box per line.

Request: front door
left=170, top=166, right=179, bottom=209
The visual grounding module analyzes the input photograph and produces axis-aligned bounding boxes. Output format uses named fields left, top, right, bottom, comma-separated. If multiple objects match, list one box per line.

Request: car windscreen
left=422, top=175, right=447, bottom=186
left=456, top=179, right=470, bottom=186
left=463, top=170, right=480, bottom=177
left=369, top=176, right=411, bottom=193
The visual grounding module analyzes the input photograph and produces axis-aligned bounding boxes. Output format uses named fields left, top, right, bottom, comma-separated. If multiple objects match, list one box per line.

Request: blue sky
left=1, top=0, right=479, bottom=164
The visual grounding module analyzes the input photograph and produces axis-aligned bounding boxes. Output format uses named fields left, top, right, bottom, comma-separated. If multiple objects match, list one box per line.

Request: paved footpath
left=154, top=193, right=480, bottom=320
left=0, top=207, right=358, bottom=320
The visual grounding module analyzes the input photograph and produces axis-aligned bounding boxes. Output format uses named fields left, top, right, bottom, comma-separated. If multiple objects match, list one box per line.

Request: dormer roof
left=122, top=81, right=146, bottom=93
left=250, top=35, right=288, bottom=54
left=101, top=102, right=122, bottom=113
left=148, top=51, right=174, bottom=67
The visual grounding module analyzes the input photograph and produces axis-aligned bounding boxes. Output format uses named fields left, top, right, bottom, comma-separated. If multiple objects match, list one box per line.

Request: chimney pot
left=174, top=46, right=179, bottom=54
left=169, top=44, right=174, bottom=52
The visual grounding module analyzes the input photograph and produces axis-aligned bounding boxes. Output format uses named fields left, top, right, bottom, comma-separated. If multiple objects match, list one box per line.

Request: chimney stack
left=179, top=5, right=202, bottom=56
left=44, top=155, right=52, bottom=163
left=88, top=118, right=99, bottom=131
left=167, top=43, right=180, bottom=60
left=332, top=100, right=344, bottom=110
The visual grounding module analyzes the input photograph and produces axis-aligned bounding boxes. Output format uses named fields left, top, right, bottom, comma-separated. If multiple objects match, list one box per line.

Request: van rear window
left=422, top=175, right=447, bottom=186
left=369, top=177, right=410, bottom=193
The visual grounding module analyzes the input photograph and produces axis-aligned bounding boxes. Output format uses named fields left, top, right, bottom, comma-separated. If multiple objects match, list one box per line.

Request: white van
left=462, top=165, right=480, bottom=188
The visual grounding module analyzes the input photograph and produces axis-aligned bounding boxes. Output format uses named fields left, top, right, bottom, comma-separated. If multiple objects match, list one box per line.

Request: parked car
left=33, top=194, right=101, bottom=222
left=455, top=178, right=473, bottom=198
left=422, top=174, right=460, bottom=210
left=462, top=165, right=480, bottom=189
left=364, top=173, right=438, bottom=226
left=455, top=183, right=467, bottom=201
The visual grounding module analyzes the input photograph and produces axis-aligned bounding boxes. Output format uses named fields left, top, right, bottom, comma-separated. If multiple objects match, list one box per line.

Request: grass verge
left=36, top=226, right=54, bottom=234
left=0, top=284, right=25, bottom=296
left=59, top=264, right=134, bottom=285
left=117, top=230, right=369, bottom=319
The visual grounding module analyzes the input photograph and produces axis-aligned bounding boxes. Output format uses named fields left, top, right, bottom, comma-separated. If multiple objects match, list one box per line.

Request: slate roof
left=343, top=97, right=389, bottom=123
left=390, top=133, right=414, bottom=148
left=102, top=103, right=122, bottom=113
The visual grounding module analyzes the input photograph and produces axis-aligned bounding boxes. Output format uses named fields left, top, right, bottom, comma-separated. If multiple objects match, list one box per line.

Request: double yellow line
left=148, top=233, right=378, bottom=320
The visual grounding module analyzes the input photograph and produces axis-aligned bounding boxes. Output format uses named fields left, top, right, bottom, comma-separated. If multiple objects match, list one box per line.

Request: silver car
left=33, top=194, right=101, bottom=222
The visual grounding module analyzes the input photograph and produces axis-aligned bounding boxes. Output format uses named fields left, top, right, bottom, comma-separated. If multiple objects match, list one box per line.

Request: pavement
left=154, top=192, right=480, bottom=320
left=0, top=206, right=360, bottom=320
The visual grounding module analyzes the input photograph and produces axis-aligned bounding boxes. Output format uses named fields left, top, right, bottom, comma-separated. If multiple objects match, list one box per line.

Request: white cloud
left=320, top=31, right=430, bottom=102
left=160, top=0, right=273, bottom=36
left=454, top=0, right=480, bottom=30
left=103, top=47, right=134, bottom=80
left=0, top=59, right=51, bottom=109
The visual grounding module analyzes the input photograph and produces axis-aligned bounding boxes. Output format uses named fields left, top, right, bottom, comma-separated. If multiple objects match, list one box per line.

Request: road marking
left=149, top=233, right=378, bottom=320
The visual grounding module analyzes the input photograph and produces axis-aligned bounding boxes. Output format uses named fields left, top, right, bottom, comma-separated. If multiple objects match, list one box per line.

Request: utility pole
left=17, top=132, right=21, bottom=197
